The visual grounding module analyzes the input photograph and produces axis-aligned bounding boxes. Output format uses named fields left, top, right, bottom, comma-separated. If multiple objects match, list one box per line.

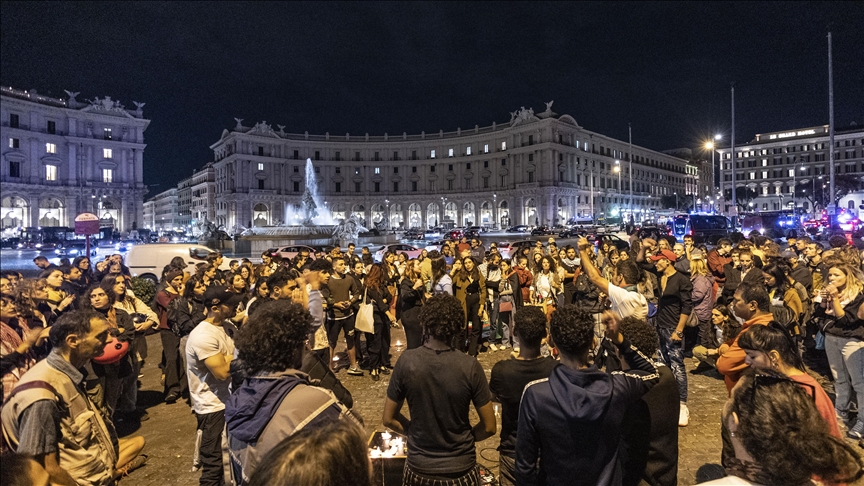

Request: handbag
left=355, top=288, right=375, bottom=334
left=499, top=300, right=513, bottom=313
left=685, top=311, right=700, bottom=328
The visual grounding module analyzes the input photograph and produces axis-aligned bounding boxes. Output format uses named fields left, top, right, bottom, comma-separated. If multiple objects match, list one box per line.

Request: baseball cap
left=690, top=249, right=705, bottom=261
left=203, top=286, right=245, bottom=308
left=648, top=249, right=678, bottom=262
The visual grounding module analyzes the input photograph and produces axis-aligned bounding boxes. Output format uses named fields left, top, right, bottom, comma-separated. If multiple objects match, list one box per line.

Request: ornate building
left=205, top=103, right=690, bottom=231
left=0, top=87, right=150, bottom=234
left=717, top=124, right=864, bottom=215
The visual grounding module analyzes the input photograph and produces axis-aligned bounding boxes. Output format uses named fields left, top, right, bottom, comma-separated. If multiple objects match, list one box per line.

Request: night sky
left=2, top=2, right=862, bottom=195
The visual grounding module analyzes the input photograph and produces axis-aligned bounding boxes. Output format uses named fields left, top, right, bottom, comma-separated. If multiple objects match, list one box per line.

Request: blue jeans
left=657, top=326, right=688, bottom=402
left=825, top=333, right=864, bottom=421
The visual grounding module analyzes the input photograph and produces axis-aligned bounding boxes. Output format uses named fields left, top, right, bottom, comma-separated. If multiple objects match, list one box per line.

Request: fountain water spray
left=302, top=158, right=334, bottom=225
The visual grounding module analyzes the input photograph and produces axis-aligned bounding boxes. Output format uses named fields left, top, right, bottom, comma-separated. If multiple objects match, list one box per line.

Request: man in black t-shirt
left=383, top=295, right=496, bottom=485
left=489, top=306, right=558, bottom=486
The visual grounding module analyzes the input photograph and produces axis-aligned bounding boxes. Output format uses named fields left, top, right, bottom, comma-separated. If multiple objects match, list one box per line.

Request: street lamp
left=614, top=160, right=621, bottom=212
left=705, top=134, right=722, bottom=211
left=791, top=164, right=806, bottom=213
left=384, top=199, right=389, bottom=232
left=674, top=192, right=679, bottom=211
left=492, top=193, right=497, bottom=230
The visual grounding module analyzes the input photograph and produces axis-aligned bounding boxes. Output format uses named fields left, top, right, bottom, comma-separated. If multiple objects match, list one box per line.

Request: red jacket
left=514, top=266, right=533, bottom=304
left=716, top=312, right=775, bottom=393
left=707, top=249, right=732, bottom=285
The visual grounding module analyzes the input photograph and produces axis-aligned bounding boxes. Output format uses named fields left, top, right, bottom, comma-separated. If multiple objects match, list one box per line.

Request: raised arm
left=577, top=238, right=609, bottom=294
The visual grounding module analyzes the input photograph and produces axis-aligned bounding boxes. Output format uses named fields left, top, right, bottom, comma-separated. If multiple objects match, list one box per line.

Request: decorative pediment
left=255, top=171, right=267, bottom=180
left=446, top=173, right=456, bottom=181
left=391, top=175, right=402, bottom=182
left=463, top=171, right=474, bottom=179
left=97, top=159, right=118, bottom=169
left=480, top=169, right=492, bottom=177
left=3, top=149, right=25, bottom=162
left=409, top=174, right=421, bottom=182
left=498, top=168, right=509, bottom=176
left=331, top=175, right=344, bottom=183
left=352, top=175, right=364, bottom=183
left=41, top=155, right=63, bottom=166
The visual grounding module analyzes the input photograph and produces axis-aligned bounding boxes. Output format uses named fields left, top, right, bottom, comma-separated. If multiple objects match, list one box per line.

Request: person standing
left=399, top=260, right=426, bottom=350
left=186, top=286, right=243, bottom=486
left=453, top=257, right=486, bottom=356
left=489, top=306, right=558, bottom=485
left=382, top=294, right=496, bottom=485
left=648, top=249, right=693, bottom=427
left=325, top=257, right=363, bottom=376
left=363, top=264, right=394, bottom=381
left=156, top=269, right=187, bottom=403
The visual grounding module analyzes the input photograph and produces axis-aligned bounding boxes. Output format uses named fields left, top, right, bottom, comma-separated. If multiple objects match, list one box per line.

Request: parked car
left=506, top=225, right=530, bottom=233
left=126, top=244, right=230, bottom=284
left=504, top=240, right=540, bottom=259
left=374, top=244, right=422, bottom=262
left=446, top=229, right=464, bottom=240
left=558, top=226, right=589, bottom=238
left=531, top=225, right=554, bottom=236
left=272, top=245, right=318, bottom=261
left=681, top=214, right=734, bottom=244
left=463, top=228, right=480, bottom=239
left=402, top=229, right=425, bottom=240
left=424, top=229, right=442, bottom=239
left=594, top=234, right=630, bottom=252
left=55, top=241, right=98, bottom=258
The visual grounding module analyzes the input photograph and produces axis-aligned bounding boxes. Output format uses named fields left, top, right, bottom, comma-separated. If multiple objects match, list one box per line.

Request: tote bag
left=355, top=288, right=375, bottom=333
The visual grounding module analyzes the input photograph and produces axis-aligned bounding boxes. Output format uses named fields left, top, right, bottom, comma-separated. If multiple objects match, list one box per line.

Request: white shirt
left=607, top=282, right=648, bottom=320
left=697, top=476, right=762, bottom=485
left=186, top=320, right=235, bottom=414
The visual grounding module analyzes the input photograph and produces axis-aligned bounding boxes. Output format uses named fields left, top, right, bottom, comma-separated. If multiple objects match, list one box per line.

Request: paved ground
left=115, top=328, right=863, bottom=486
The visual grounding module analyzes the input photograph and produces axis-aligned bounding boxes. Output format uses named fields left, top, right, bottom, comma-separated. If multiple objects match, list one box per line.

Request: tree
left=723, top=186, right=758, bottom=213
left=660, top=195, right=678, bottom=210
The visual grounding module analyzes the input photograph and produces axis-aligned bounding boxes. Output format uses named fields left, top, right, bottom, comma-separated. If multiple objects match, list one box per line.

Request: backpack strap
left=4, top=380, right=60, bottom=405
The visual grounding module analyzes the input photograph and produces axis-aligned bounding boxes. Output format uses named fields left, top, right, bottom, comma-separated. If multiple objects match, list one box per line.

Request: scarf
left=561, top=257, right=580, bottom=267
left=813, top=294, right=851, bottom=317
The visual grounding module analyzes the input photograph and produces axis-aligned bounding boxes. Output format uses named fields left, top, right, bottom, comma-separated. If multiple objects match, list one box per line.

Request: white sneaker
left=678, top=403, right=690, bottom=427
left=489, top=343, right=499, bottom=351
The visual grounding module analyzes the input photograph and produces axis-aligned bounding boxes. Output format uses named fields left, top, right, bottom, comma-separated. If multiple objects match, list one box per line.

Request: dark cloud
left=2, top=1, right=862, bottom=192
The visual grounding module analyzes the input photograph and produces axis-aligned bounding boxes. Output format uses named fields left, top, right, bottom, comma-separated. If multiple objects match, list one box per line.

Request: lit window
left=258, top=163, right=264, bottom=171
left=45, top=165, right=57, bottom=181
left=46, top=143, right=56, bottom=154
left=104, top=128, right=112, bottom=140
left=501, top=141, right=507, bottom=151
left=484, top=144, right=489, bottom=153
left=103, top=168, right=113, bottom=183
left=103, top=148, right=113, bottom=159
left=466, top=146, right=472, bottom=155
left=8, top=138, right=19, bottom=149
left=430, top=150, right=436, bottom=158
left=374, top=167, right=380, bottom=174
left=749, top=172, right=755, bottom=180
left=788, top=169, right=794, bottom=177
left=448, top=148, right=454, bottom=157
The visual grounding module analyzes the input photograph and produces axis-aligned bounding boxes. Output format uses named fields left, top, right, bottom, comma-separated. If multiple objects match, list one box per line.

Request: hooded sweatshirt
left=224, top=370, right=358, bottom=485
left=515, top=340, right=659, bottom=486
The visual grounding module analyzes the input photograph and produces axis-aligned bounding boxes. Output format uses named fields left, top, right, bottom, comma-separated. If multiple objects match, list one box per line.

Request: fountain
left=302, top=158, right=334, bottom=226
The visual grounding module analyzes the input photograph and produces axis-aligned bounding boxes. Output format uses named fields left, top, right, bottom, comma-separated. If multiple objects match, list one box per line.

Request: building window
left=448, top=148, right=454, bottom=157
left=8, top=138, right=19, bottom=149
left=293, top=150, right=299, bottom=159
left=102, top=127, right=112, bottom=140
left=335, top=151, right=341, bottom=161
left=293, top=181, right=300, bottom=192
left=258, top=163, right=264, bottom=171
left=374, top=182, right=380, bottom=192
left=483, top=177, right=489, bottom=188
left=431, top=150, right=436, bottom=158
left=528, top=135, right=534, bottom=145
left=335, top=167, right=341, bottom=174
left=293, top=165, right=299, bottom=173
left=501, top=141, right=507, bottom=151
left=46, top=143, right=56, bottom=154
left=103, top=148, right=113, bottom=159
left=335, top=182, right=341, bottom=193
left=393, top=167, right=398, bottom=174
left=412, top=181, right=417, bottom=191
left=447, top=180, right=453, bottom=190
left=258, top=179, right=264, bottom=190
left=355, top=168, right=360, bottom=175
left=47, top=121, right=56, bottom=134
left=393, top=151, right=399, bottom=160
left=314, top=166, right=320, bottom=174
left=355, top=182, right=361, bottom=192
left=448, top=164, right=453, bottom=171
left=528, top=172, right=534, bottom=183
left=430, top=165, right=435, bottom=173
left=9, top=161, right=21, bottom=177
left=374, top=167, right=380, bottom=174
left=9, top=114, right=19, bottom=128
left=355, top=151, right=361, bottom=161
left=102, top=169, right=113, bottom=183
left=484, top=144, right=489, bottom=153
left=45, top=165, right=57, bottom=181
left=314, top=151, right=320, bottom=161
left=412, top=166, right=417, bottom=173
left=393, top=181, right=399, bottom=192
left=501, top=159, right=506, bottom=166
left=411, top=150, right=417, bottom=160
left=466, top=146, right=472, bottom=155
left=484, top=161, right=488, bottom=168
left=528, top=154, right=533, bottom=162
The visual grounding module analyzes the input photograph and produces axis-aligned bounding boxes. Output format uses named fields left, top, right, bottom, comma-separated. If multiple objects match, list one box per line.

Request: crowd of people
left=1, top=229, right=863, bottom=485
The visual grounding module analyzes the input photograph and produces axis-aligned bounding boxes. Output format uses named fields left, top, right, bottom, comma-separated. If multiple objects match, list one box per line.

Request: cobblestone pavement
left=122, top=330, right=863, bottom=486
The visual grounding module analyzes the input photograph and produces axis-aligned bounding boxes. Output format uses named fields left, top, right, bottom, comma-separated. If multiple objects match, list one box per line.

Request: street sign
left=826, top=204, right=837, bottom=216
left=74, top=212, right=100, bottom=235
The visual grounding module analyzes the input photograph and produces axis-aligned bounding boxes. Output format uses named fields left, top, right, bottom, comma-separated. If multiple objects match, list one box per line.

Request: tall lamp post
left=674, top=192, right=679, bottom=211
left=705, top=134, right=722, bottom=214
left=492, top=193, right=497, bottom=230
left=614, top=160, right=621, bottom=217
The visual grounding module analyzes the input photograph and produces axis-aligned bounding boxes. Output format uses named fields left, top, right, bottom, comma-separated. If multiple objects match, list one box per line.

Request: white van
left=125, top=244, right=230, bottom=283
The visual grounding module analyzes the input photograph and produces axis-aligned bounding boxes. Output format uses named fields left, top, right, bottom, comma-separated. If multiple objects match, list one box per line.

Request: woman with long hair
left=72, top=255, right=94, bottom=288
left=704, top=368, right=863, bottom=485
left=1, top=292, right=47, bottom=401
left=738, top=324, right=841, bottom=438
left=531, top=251, right=544, bottom=274
left=452, top=256, right=486, bottom=356
left=602, top=249, right=620, bottom=282
left=531, top=256, right=562, bottom=314
left=491, top=258, right=520, bottom=350
left=168, top=274, right=208, bottom=382
left=246, top=278, right=271, bottom=319
left=395, top=252, right=409, bottom=278
left=84, top=283, right=138, bottom=419
left=364, top=263, right=395, bottom=381
left=814, top=264, right=864, bottom=439
left=399, top=259, right=426, bottom=350
left=430, top=252, right=452, bottom=295
left=688, top=252, right=717, bottom=356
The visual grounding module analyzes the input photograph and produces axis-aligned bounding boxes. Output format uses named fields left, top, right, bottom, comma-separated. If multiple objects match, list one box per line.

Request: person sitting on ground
left=515, top=305, right=659, bottom=485
left=693, top=305, right=739, bottom=368
left=717, top=282, right=775, bottom=393
left=1, top=310, right=147, bottom=485
left=226, top=300, right=362, bottom=485
left=489, top=306, right=559, bottom=486
left=382, top=294, right=496, bottom=485
left=738, top=324, right=841, bottom=438
left=700, top=368, right=864, bottom=485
